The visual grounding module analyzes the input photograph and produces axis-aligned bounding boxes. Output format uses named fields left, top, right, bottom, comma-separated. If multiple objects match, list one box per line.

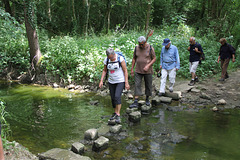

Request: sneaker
left=219, top=78, right=225, bottom=81
left=146, top=100, right=151, bottom=106
left=194, top=77, right=199, bottom=82
left=225, top=75, right=229, bottom=79
left=158, top=92, right=165, bottom=96
left=129, top=101, right=139, bottom=108
left=169, top=89, right=173, bottom=93
left=188, top=80, right=195, bottom=86
left=115, top=115, right=121, bottom=124
left=110, top=113, right=117, bottom=120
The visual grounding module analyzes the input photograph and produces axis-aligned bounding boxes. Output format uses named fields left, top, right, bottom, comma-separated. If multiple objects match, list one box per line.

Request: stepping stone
left=71, top=142, right=85, bottom=155
left=84, top=129, right=98, bottom=140
left=109, top=125, right=122, bottom=134
left=141, top=104, right=152, bottom=114
left=126, top=107, right=138, bottom=114
left=129, top=111, right=141, bottom=122
left=159, top=97, right=172, bottom=103
left=165, top=91, right=182, bottom=100
left=92, top=136, right=109, bottom=152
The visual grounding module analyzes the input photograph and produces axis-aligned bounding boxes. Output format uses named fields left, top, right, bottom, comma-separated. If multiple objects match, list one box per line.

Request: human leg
left=221, top=59, right=230, bottom=80
left=108, top=83, right=116, bottom=108
left=143, top=74, right=152, bottom=105
left=169, top=68, right=176, bottom=92
left=130, top=73, right=143, bottom=108
left=189, top=61, right=199, bottom=85
left=159, top=69, right=168, bottom=94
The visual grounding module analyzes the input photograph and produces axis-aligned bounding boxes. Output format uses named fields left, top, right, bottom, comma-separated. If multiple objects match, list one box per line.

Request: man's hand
left=131, top=69, right=134, bottom=77
left=232, top=57, right=236, bottom=62
left=125, top=82, right=130, bottom=90
left=143, top=65, right=150, bottom=72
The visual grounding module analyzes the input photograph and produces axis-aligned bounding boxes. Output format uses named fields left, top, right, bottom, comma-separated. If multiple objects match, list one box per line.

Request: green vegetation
left=0, top=100, right=13, bottom=149
left=1, top=7, right=240, bottom=83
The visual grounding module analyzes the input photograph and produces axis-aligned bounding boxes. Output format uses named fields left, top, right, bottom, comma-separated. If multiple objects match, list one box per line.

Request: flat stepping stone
left=38, top=148, right=91, bottom=160
left=109, top=125, right=122, bottom=134
left=165, top=91, right=182, bottom=100
left=92, top=136, right=109, bottom=152
left=71, top=142, right=85, bottom=155
left=159, top=96, right=172, bottom=103
left=129, top=111, right=141, bottom=122
left=84, top=129, right=98, bottom=140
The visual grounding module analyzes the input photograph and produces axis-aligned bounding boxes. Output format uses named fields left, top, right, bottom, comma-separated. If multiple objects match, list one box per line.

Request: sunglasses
left=139, top=43, right=145, bottom=46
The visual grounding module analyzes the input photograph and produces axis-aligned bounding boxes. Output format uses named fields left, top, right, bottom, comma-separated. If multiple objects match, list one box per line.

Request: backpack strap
left=117, top=54, right=121, bottom=67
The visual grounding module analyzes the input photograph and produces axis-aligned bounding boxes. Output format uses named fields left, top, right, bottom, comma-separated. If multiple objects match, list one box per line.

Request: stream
left=1, top=80, right=240, bottom=159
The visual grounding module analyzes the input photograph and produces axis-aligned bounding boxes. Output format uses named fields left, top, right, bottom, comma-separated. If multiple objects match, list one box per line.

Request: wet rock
left=141, top=104, right=152, bottom=114
left=84, top=129, right=98, bottom=140
left=217, top=99, right=227, bottom=105
left=165, top=91, right=182, bottom=100
left=67, top=84, right=75, bottom=90
left=126, top=108, right=138, bottom=114
left=212, top=106, right=219, bottom=112
left=159, top=97, right=172, bottom=103
left=126, top=144, right=138, bottom=153
left=152, top=96, right=161, bottom=106
left=109, top=124, right=122, bottom=134
left=52, top=83, right=59, bottom=88
left=71, top=142, right=85, bottom=155
left=129, top=111, right=141, bottom=122
left=89, top=100, right=99, bottom=105
left=38, top=148, right=91, bottom=160
left=92, top=136, right=109, bottom=152
left=169, top=132, right=188, bottom=143
left=108, top=119, right=117, bottom=125
left=138, top=100, right=146, bottom=107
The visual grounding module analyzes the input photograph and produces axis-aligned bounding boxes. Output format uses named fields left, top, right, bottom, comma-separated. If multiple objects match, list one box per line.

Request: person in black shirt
left=187, top=37, right=203, bottom=86
left=217, top=38, right=235, bottom=81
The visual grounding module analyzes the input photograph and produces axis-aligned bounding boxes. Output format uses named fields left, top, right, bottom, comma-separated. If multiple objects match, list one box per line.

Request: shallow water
left=1, top=81, right=240, bottom=159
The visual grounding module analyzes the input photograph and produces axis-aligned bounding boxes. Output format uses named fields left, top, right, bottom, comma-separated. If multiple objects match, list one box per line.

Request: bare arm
left=121, top=61, right=130, bottom=90
left=131, top=58, right=136, bottom=77
left=99, top=65, right=107, bottom=88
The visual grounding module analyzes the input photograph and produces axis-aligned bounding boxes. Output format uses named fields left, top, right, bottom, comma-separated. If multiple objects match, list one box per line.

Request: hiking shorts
left=189, top=61, right=199, bottom=73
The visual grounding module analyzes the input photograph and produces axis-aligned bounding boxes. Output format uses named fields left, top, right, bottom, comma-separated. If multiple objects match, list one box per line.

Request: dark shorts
left=109, top=82, right=125, bottom=108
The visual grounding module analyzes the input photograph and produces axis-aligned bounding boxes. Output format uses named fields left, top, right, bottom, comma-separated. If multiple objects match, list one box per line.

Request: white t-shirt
left=104, top=55, right=125, bottom=84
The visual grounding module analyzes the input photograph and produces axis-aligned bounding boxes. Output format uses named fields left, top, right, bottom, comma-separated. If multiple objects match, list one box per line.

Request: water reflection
left=1, top=81, right=240, bottom=159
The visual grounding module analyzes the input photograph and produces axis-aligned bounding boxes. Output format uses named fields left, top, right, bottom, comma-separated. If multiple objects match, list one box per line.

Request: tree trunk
left=106, top=0, right=111, bottom=34
left=72, top=0, right=76, bottom=21
left=145, top=0, right=151, bottom=33
left=85, top=0, right=90, bottom=36
left=23, top=1, right=42, bottom=77
left=46, top=0, right=51, bottom=21
left=3, top=0, right=12, bottom=16
left=127, top=0, right=131, bottom=30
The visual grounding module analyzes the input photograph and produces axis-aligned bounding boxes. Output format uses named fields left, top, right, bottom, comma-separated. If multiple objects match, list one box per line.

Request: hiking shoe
left=115, top=115, right=121, bottom=124
left=129, top=101, right=139, bottom=108
left=110, top=113, right=117, bottom=120
left=225, top=75, right=229, bottom=79
left=188, top=80, right=195, bottom=86
left=219, top=78, right=225, bottom=81
left=194, top=77, right=199, bottom=82
left=146, top=100, right=151, bottom=106
left=169, top=89, right=173, bottom=93
left=158, top=92, right=165, bottom=96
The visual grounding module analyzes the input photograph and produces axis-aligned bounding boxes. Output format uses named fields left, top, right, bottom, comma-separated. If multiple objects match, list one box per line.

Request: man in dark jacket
left=187, top=37, right=204, bottom=86
left=217, top=38, right=236, bottom=81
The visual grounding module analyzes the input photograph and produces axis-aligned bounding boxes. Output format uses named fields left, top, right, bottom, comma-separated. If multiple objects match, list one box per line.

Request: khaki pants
left=220, top=58, right=230, bottom=79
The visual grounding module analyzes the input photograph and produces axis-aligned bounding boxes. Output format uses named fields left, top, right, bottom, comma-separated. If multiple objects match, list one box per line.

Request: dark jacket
left=189, top=42, right=203, bottom=62
left=219, top=43, right=235, bottom=60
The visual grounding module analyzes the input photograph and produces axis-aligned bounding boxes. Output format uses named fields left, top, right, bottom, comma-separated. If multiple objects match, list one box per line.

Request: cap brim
left=162, top=43, right=168, bottom=46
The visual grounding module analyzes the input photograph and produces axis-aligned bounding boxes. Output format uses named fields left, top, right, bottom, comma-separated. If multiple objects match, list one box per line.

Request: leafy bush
left=0, top=8, right=29, bottom=74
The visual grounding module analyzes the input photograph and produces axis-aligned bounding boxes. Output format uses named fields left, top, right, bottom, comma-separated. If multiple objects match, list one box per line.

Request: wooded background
left=1, top=0, right=240, bottom=83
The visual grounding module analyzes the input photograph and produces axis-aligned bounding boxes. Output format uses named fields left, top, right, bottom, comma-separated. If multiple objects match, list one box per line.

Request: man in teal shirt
left=158, top=38, right=180, bottom=96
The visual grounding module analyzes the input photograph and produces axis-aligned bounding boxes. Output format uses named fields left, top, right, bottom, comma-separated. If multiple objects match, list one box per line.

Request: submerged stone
left=38, top=148, right=91, bottom=160
left=109, top=124, right=122, bottom=134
